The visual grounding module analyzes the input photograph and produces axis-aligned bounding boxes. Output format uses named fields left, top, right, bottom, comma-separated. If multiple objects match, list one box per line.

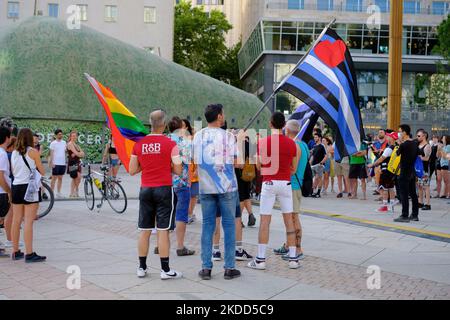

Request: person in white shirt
left=49, top=129, right=67, bottom=198
left=11, top=128, right=46, bottom=262
left=0, top=127, right=12, bottom=256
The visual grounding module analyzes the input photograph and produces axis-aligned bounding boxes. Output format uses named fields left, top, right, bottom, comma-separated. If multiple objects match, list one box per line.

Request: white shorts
left=260, top=180, right=293, bottom=215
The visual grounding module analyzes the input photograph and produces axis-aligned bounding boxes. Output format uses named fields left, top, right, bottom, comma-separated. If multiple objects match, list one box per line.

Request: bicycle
left=37, top=177, right=55, bottom=220
left=82, top=162, right=127, bottom=213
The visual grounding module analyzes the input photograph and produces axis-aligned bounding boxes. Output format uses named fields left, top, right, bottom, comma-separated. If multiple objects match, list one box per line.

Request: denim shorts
left=174, top=187, right=190, bottom=223
left=190, top=182, right=199, bottom=197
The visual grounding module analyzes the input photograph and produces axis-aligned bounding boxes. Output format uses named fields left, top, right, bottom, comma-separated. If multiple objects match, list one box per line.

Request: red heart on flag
left=314, top=40, right=347, bottom=68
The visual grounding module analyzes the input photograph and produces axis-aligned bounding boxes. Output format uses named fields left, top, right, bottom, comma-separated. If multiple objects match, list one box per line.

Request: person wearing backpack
left=236, top=136, right=256, bottom=227
left=394, top=124, right=422, bottom=223
left=10, top=128, right=46, bottom=262
left=368, top=132, right=398, bottom=213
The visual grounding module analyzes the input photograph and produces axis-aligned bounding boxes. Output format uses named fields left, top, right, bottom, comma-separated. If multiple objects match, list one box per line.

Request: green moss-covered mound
left=0, top=17, right=269, bottom=128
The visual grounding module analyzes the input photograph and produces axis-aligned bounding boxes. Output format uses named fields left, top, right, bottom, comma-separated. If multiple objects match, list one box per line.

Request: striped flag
left=278, top=28, right=364, bottom=161
left=289, top=103, right=319, bottom=142
left=85, top=74, right=149, bottom=172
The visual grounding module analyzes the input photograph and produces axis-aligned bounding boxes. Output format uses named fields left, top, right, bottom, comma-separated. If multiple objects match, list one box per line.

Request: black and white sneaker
left=160, top=269, right=183, bottom=280
left=235, top=249, right=253, bottom=261
left=224, top=269, right=241, bottom=280
left=248, top=214, right=256, bottom=227
left=25, top=252, right=46, bottom=263
left=12, top=250, right=24, bottom=260
left=137, top=267, right=147, bottom=278
left=212, top=251, right=222, bottom=261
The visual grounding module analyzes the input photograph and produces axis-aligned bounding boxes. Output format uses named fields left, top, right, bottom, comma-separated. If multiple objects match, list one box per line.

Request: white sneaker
left=56, top=193, right=64, bottom=199
left=247, top=259, right=266, bottom=270
left=137, top=267, right=147, bottom=278
left=288, top=260, right=300, bottom=269
left=160, top=269, right=183, bottom=280
left=4, top=240, right=23, bottom=248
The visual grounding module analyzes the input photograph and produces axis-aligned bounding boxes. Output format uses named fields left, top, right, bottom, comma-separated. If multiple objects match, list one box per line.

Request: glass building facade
left=239, top=21, right=440, bottom=77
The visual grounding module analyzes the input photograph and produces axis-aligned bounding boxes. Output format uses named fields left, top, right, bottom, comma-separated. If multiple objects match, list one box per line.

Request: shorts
left=52, top=165, right=66, bottom=176
left=292, top=189, right=302, bottom=213
left=216, top=191, right=241, bottom=218
left=138, top=186, right=175, bottom=231
left=379, top=171, right=395, bottom=190
left=311, top=164, right=324, bottom=177
left=324, top=159, right=331, bottom=173
left=260, top=180, right=293, bottom=215
left=190, top=182, right=199, bottom=197
left=237, top=179, right=251, bottom=202
left=11, top=184, right=42, bottom=205
left=442, top=165, right=449, bottom=171
left=349, top=164, right=368, bottom=179
left=110, top=159, right=120, bottom=167
left=0, top=194, right=10, bottom=218
left=418, top=174, right=431, bottom=187
left=335, top=162, right=349, bottom=177
left=174, top=187, right=190, bottom=223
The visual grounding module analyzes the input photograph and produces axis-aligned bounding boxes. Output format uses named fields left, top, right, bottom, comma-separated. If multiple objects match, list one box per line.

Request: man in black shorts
left=129, top=109, right=183, bottom=280
left=49, top=129, right=67, bottom=198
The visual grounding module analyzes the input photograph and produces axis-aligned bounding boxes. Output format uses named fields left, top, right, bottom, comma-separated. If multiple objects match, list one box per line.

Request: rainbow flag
left=85, top=74, right=148, bottom=172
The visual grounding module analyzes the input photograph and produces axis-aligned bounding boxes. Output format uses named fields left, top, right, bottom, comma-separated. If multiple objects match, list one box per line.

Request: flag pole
left=243, top=17, right=336, bottom=131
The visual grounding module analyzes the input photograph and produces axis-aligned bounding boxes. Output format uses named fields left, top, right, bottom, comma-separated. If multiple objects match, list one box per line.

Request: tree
left=174, top=1, right=232, bottom=76
left=434, top=14, right=450, bottom=63
left=426, top=74, right=450, bottom=109
left=210, top=41, right=243, bottom=89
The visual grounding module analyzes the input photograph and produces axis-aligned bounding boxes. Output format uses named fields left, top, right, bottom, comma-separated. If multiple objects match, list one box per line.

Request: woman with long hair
left=10, top=128, right=46, bottom=262
left=67, top=131, right=85, bottom=197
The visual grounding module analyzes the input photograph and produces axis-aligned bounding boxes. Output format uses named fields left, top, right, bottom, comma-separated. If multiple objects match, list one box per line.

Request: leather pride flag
left=278, top=28, right=364, bottom=161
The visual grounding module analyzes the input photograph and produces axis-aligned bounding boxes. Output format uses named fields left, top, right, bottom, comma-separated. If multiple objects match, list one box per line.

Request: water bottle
left=94, top=178, right=102, bottom=190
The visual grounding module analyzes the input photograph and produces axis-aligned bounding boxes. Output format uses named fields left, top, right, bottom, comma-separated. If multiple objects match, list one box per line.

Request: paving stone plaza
left=1, top=169, right=449, bottom=300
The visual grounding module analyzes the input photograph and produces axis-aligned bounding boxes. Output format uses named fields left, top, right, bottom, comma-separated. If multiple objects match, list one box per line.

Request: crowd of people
left=0, top=110, right=449, bottom=282
left=0, top=119, right=121, bottom=260
left=128, top=105, right=450, bottom=280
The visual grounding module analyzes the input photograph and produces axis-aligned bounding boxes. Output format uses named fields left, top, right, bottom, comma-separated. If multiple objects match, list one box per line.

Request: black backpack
left=301, top=162, right=313, bottom=197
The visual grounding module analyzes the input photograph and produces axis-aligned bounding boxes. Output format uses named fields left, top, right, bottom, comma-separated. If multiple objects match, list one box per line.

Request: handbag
left=22, top=154, right=41, bottom=202
left=68, top=162, right=79, bottom=178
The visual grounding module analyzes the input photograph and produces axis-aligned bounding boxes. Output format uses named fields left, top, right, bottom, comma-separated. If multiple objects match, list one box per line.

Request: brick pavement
left=4, top=209, right=443, bottom=300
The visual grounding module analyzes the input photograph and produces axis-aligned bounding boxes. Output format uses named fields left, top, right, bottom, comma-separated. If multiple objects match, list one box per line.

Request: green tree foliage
left=210, top=41, right=243, bottom=89
left=434, top=14, right=450, bottom=63
left=174, top=1, right=241, bottom=88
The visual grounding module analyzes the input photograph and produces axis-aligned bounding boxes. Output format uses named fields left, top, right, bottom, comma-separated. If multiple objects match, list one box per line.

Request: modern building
left=0, top=0, right=174, bottom=60
left=180, top=0, right=243, bottom=48
left=238, top=0, right=450, bottom=134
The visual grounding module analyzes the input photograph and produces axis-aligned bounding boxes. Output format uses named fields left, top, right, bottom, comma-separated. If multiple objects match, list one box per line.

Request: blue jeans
left=200, top=192, right=236, bottom=270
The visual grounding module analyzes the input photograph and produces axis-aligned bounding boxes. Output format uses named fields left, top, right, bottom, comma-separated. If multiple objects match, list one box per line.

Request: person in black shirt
left=310, top=133, right=327, bottom=198
left=394, top=124, right=422, bottom=223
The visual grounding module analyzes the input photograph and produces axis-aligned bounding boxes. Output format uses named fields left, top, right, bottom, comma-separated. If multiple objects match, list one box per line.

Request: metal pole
left=34, top=0, right=37, bottom=16
left=243, top=17, right=336, bottom=131
left=387, top=0, right=403, bottom=130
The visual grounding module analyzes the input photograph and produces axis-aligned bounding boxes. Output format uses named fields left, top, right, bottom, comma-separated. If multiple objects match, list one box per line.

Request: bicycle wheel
left=84, top=178, right=95, bottom=211
left=37, top=182, right=54, bottom=220
left=106, top=180, right=127, bottom=214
